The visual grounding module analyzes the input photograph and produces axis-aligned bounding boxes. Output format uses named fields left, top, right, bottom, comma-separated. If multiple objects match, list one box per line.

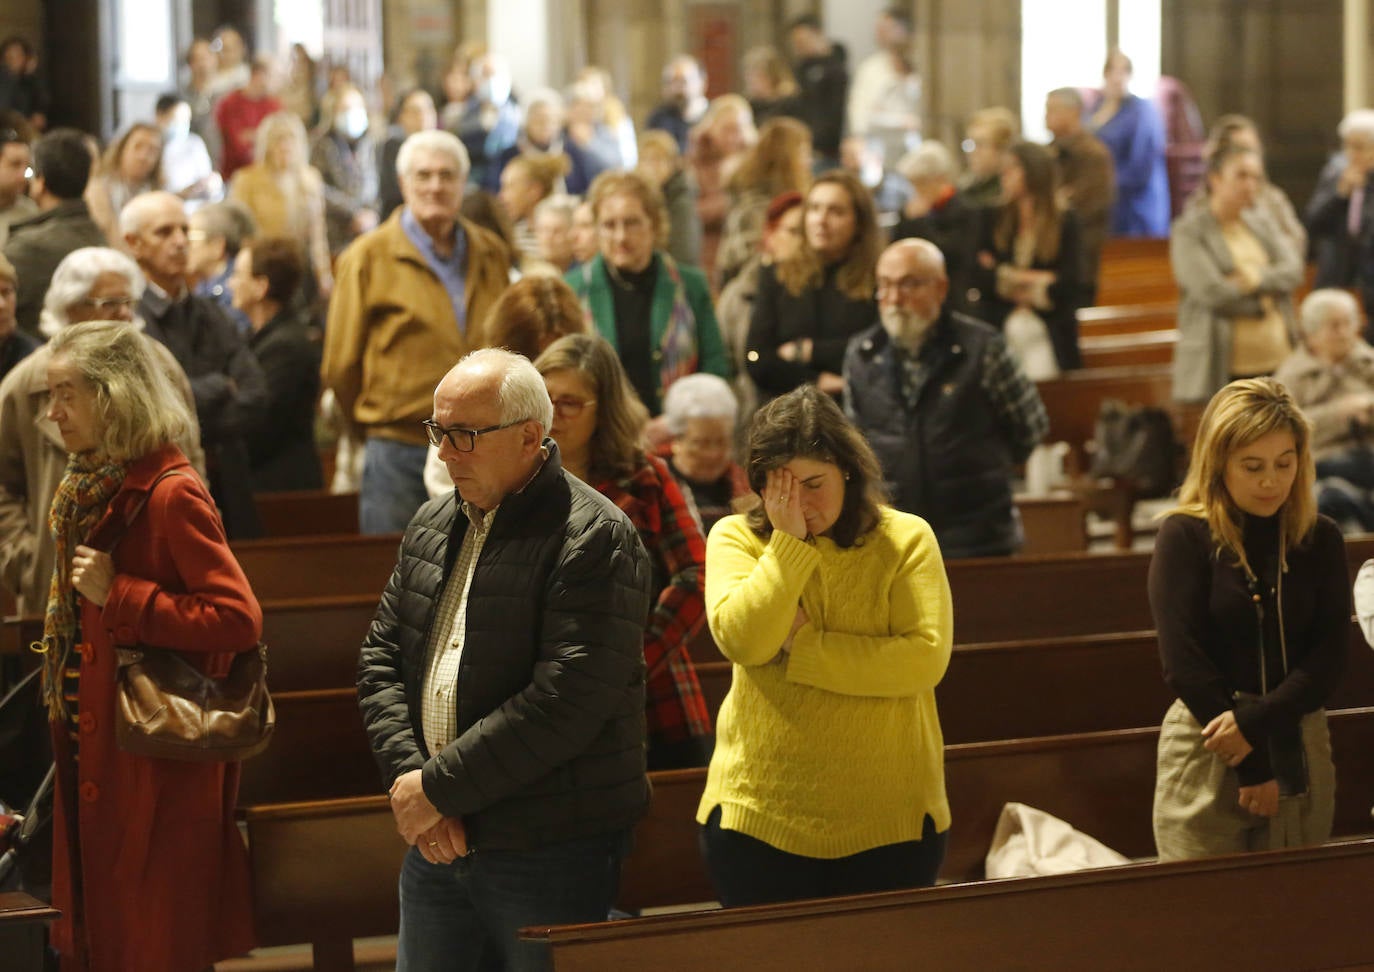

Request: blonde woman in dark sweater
left=1149, top=378, right=1348, bottom=860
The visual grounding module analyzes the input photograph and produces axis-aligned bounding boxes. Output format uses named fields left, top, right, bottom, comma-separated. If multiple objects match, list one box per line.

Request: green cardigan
left=566, top=252, right=730, bottom=412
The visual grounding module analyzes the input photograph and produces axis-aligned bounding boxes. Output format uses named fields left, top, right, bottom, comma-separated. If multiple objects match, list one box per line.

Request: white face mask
left=478, top=76, right=511, bottom=106
left=336, top=106, right=369, bottom=140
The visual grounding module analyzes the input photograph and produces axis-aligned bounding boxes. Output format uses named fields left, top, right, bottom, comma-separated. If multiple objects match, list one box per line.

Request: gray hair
left=117, top=190, right=184, bottom=240
left=40, top=246, right=146, bottom=337
left=533, top=193, right=579, bottom=226
left=396, top=129, right=471, bottom=183
left=47, top=319, right=194, bottom=461
left=458, top=347, right=555, bottom=433
left=897, top=141, right=957, bottom=186
left=662, top=373, right=739, bottom=436
left=1339, top=109, right=1374, bottom=144
left=191, top=200, right=257, bottom=255
left=524, top=87, right=565, bottom=118
left=1299, top=287, right=1362, bottom=336
left=1047, top=87, right=1084, bottom=112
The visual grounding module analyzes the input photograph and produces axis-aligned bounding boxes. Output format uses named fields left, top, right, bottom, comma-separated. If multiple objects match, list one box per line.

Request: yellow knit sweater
left=697, top=508, right=954, bottom=858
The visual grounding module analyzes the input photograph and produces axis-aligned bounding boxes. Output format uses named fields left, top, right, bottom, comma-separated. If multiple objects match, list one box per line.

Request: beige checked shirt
left=420, top=501, right=495, bottom=757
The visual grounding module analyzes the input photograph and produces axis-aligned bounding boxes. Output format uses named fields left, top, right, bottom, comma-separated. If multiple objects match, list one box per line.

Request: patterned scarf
left=37, top=453, right=127, bottom=720
left=581, top=252, right=699, bottom=402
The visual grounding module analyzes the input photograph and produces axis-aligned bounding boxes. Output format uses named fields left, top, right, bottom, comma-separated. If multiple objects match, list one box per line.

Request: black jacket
left=844, top=312, right=1033, bottom=558
left=357, top=442, right=654, bottom=851
left=1305, top=154, right=1374, bottom=313
left=745, top=261, right=875, bottom=400
left=793, top=45, right=848, bottom=158
left=3, top=200, right=106, bottom=336
left=139, top=290, right=269, bottom=538
left=246, top=310, right=323, bottom=492
left=893, top=191, right=981, bottom=315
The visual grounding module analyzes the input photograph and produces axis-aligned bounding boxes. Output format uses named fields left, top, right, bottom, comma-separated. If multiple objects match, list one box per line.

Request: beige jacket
left=1272, top=339, right=1374, bottom=460
left=0, top=338, right=205, bottom=614
left=321, top=211, right=511, bottom=446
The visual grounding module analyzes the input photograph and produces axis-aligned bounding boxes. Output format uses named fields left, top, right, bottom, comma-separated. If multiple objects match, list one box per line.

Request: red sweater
left=214, top=91, right=281, bottom=181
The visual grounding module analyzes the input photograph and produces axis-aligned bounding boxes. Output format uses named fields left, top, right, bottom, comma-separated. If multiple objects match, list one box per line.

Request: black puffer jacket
left=357, top=442, right=654, bottom=850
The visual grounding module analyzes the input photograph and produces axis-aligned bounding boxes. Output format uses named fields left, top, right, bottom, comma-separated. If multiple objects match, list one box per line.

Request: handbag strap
left=102, top=469, right=189, bottom=555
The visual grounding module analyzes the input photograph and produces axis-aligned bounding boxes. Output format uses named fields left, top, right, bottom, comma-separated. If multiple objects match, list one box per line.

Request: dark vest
left=846, top=313, right=1020, bottom=558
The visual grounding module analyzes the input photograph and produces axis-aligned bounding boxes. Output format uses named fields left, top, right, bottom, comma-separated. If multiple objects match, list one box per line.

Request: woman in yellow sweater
left=697, top=384, right=954, bottom=906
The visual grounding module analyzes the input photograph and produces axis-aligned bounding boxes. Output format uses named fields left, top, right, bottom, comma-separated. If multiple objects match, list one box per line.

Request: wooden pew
left=255, top=490, right=359, bottom=538
left=526, top=838, right=1374, bottom=972
left=1076, top=302, right=1176, bottom=336
left=0, top=892, right=60, bottom=972
left=1035, top=363, right=1175, bottom=463
left=241, top=705, right=1374, bottom=970
left=1014, top=493, right=1087, bottom=554
left=231, top=533, right=400, bottom=600
left=1079, top=329, right=1177, bottom=370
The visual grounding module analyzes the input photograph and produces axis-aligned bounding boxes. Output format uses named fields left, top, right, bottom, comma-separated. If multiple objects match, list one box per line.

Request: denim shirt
left=401, top=207, right=469, bottom=334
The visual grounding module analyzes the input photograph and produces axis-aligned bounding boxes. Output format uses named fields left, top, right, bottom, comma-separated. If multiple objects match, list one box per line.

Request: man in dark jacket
left=787, top=15, right=848, bottom=166
left=124, top=190, right=268, bottom=538
left=359, top=348, right=652, bottom=970
left=4, top=128, right=106, bottom=336
left=844, top=238, right=1048, bottom=558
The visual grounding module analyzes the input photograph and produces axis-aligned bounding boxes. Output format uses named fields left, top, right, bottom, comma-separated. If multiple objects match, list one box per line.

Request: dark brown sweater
left=1148, top=512, right=1349, bottom=785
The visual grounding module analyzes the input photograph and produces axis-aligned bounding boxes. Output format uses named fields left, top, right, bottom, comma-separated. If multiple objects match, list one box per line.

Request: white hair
left=39, top=246, right=147, bottom=337
left=898, top=141, right=957, bottom=185
left=1299, top=288, right=1362, bottom=336
left=455, top=347, right=555, bottom=433
left=396, top=129, right=471, bottom=183
left=662, top=373, right=739, bottom=436
left=117, top=190, right=184, bottom=240
left=524, top=87, right=565, bottom=117
left=533, top=194, right=579, bottom=226
left=1339, top=109, right=1374, bottom=144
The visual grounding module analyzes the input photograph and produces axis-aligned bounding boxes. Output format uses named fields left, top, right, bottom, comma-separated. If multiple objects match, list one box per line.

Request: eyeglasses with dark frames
left=550, top=397, right=596, bottom=417
left=422, top=418, right=525, bottom=452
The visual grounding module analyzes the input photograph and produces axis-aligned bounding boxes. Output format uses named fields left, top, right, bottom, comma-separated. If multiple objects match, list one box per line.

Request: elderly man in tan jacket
left=322, top=129, right=511, bottom=534
left=0, top=246, right=203, bottom=614
left=1274, top=287, right=1374, bottom=532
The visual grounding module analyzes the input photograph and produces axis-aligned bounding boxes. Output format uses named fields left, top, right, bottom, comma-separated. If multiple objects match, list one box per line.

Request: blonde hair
left=533, top=334, right=648, bottom=482
left=742, top=46, right=798, bottom=98
left=1168, top=378, right=1317, bottom=578
left=587, top=169, right=670, bottom=249
left=966, top=106, right=1019, bottom=150
left=727, top=117, right=812, bottom=197
left=47, top=320, right=195, bottom=462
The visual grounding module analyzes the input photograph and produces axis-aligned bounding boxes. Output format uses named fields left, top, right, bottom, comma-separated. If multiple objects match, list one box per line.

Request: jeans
left=1315, top=448, right=1374, bottom=533
left=396, top=829, right=631, bottom=972
left=699, top=805, right=947, bottom=908
left=360, top=437, right=430, bottom=534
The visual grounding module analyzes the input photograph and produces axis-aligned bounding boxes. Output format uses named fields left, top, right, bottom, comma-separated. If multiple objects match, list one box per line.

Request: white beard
left=880, top=306, right=937, bottom=352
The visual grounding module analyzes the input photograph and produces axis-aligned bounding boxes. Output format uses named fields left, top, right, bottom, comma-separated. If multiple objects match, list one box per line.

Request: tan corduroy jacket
left=321, top=211, right=511, bottom=446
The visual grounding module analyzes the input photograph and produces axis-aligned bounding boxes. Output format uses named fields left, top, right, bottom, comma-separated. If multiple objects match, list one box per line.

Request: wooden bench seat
left=242, top=705, right=1374, bottom=969
left=1079, top=329, right=1178, bottom=369
left=525, top=837, right=1374, bottom=972
left=1076, top=302, right=1176, bottom=336
left=254, top=490, right=359, bottom=538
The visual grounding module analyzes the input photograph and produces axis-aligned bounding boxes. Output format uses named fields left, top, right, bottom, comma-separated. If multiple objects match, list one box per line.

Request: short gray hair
left=47, top=319, right=194, bottom=461
left=1299, top=288, right=1362, bottom=336
left=1047, top=87, right=1084, bottom=112
left=397, top=129, right=471, bottom=183
left=459, top=347, right=555, bottom=433
left=40, top=246, right=146, bottom=337
left=662, top=373, right=738, bottom=436
left=117, top=190, right=184, bottom=240
left=191, top=200, right=257, bottom=255
left=897, top=141, right=957, bottom=186
left=533, top=193, right=579, bottom=226
left=1339, top=109, right=1374, bottom=144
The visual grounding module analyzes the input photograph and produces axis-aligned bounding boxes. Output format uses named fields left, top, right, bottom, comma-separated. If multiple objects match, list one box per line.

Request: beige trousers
left=1153, top=698, right=1335, bottom=862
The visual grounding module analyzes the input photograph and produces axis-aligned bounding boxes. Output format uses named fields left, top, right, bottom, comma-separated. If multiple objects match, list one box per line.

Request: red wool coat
left=48, top=444, right=261, bottom=972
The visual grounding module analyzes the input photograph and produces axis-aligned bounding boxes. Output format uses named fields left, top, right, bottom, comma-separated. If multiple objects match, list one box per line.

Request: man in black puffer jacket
left=357, top=348, right=653, bottom=970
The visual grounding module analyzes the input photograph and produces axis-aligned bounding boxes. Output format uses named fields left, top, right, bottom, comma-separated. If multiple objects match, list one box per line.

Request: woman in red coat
left=38, top=319, right=261, bottom=972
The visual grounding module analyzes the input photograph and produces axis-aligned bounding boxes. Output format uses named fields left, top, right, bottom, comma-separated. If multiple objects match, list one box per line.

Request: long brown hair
left=740, top=384, right=886, bottom=547
left=726, top=117, right=812, bottom=198
left=993, top=141, right=1063, bottom=264
left=485, top=276, right=589, bottom=361
left=1167, top=378, right=1317, bottom=578
left=776, top=169, right=881, bottom=301
left=533, top=334, right=648, bottom=482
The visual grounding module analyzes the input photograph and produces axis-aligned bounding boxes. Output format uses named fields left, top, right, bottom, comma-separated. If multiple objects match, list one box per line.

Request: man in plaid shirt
left=843, top=238, right=1049, bottom=557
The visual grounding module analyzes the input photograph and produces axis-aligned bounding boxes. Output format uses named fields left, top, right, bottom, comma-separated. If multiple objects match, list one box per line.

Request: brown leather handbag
left=108, top=469, right=275, bottom=762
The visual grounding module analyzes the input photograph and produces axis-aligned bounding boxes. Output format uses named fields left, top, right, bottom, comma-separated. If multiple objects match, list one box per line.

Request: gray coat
left=1170, top=203, right=1302, bottom=403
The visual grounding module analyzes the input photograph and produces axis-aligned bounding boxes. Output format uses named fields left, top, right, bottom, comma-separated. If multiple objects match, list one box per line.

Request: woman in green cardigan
left=566, top=169, right=729, bottom=432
